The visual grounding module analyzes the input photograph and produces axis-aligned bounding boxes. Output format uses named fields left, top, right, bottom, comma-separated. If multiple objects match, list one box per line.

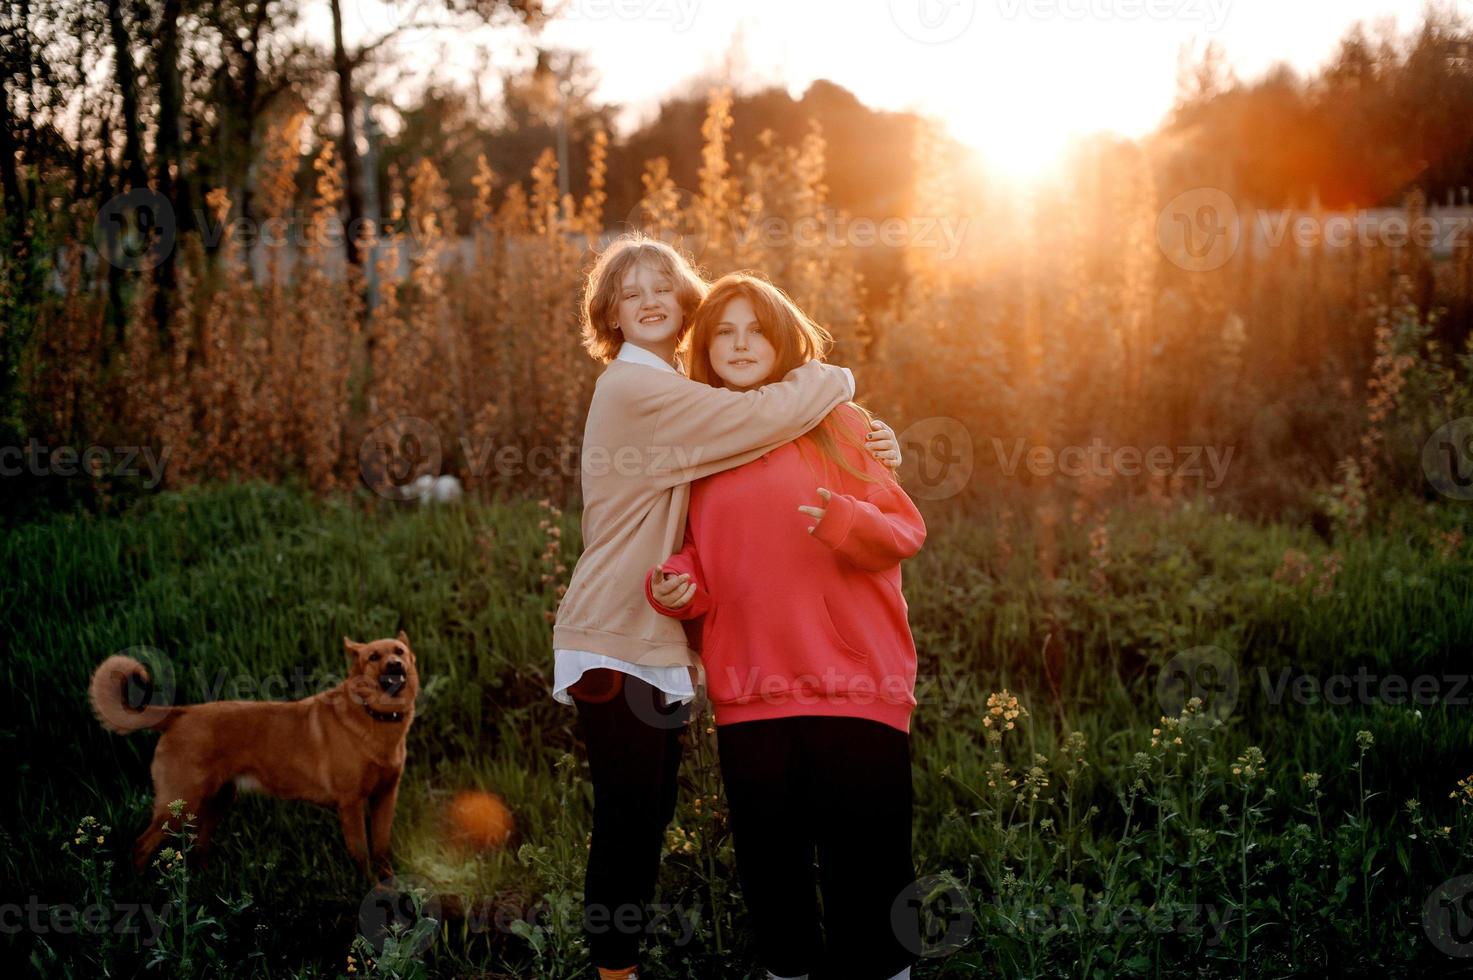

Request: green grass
left=4, top=479, right=1473, bottom=978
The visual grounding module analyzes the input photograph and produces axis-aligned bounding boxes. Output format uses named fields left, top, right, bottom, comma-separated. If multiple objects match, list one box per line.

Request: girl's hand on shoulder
left=866, top=418, right=902, bottom=469
left=649, top=563, right=695, bottom=609
left=798, top=487, right=831, bottom=533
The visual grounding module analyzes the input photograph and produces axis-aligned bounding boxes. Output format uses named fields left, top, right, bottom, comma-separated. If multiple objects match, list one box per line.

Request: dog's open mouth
left=378, top=662, right=407, bottom=696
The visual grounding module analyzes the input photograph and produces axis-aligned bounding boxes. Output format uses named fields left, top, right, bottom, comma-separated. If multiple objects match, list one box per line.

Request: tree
left=327, top=0, right=547, bottom=266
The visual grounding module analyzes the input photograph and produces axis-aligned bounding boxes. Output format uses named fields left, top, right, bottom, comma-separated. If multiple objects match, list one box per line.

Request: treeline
left=1161, top=8, right=1473, bottom=209
left=4, top=4, right=1470, bottom=253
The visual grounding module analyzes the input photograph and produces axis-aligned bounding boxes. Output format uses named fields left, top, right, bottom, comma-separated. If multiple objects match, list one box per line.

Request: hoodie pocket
left=818, top=595, right=870, bottom=665
left=703, top=592, right=870, bottom=705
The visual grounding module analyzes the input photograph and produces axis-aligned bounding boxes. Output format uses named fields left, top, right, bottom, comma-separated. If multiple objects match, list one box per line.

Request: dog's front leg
left=368, top=776, right=402, bottom=881
left=338, top=799, right=371, bottom=878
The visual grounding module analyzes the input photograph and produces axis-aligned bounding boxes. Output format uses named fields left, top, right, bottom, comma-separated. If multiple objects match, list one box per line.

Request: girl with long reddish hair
left=647, top=272, right=926, bottom=980
left=554, top=238, right=902, bottom=980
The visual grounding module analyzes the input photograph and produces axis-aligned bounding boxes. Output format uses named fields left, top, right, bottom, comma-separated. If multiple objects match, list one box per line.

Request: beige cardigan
left=552, top=356, right=854, bottom=671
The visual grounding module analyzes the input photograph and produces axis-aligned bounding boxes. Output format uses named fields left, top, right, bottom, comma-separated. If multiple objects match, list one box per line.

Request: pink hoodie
left=645, top=404, right=926, bottom=732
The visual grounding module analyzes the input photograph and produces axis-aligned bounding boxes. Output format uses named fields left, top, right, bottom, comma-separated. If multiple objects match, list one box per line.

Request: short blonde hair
left=580, top=235, right=709, bottom=363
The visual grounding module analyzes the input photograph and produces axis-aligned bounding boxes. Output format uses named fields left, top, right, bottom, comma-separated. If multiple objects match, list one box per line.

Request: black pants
left=571, top=669, right=689, bottom=969
left=717, top=715, right=917, bottom=980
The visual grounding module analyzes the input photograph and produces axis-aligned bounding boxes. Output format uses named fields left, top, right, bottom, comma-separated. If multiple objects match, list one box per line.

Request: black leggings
left=716, top=715, right=917, bottom=980
left=571, top=669, right=689, bottom=969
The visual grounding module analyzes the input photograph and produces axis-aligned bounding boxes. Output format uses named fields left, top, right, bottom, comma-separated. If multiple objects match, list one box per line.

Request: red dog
left=88, top=632, right=419, bottom=880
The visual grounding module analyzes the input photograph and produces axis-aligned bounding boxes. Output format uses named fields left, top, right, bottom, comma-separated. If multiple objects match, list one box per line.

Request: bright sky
left=327, top=0, right=1444, bottom=182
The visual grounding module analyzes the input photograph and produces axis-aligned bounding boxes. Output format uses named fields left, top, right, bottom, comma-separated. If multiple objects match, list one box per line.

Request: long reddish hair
left=687, top=272, right=886, bottom=487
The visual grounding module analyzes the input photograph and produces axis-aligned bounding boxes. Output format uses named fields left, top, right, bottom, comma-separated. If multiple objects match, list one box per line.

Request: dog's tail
left=88, top=655, right=179, bottom=734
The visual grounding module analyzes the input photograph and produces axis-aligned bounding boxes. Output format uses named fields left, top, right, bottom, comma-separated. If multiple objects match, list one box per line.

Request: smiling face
left=343, top=632, right=419, bottom=717
left=706, top=295, right=778, bottom=392
left=686, top=274, right=830, bottom=391
left=615, top=260, right=684, bottom=356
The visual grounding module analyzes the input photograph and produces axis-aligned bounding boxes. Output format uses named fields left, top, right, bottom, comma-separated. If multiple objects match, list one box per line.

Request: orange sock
left=597, top=968, right=638, bottom=980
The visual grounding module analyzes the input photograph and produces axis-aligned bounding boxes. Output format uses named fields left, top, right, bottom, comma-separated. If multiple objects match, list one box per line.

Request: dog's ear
left=343, top=636, right=360, bottom=659
left=397, top=629, right=409, bottom=646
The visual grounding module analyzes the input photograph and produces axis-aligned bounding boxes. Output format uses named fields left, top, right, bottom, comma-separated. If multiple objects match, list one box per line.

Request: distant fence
left=48, top=203, right=1473, bottom=299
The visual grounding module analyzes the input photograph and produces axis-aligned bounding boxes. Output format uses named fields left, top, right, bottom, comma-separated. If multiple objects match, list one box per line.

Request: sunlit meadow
left=5, top=23, right=1473, bottom=976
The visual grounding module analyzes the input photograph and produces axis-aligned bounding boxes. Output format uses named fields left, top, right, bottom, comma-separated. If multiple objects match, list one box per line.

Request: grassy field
left=4, top=479, right=1473, bottom=978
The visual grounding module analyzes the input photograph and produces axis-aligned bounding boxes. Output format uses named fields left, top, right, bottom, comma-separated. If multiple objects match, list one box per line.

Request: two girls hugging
left=551, top=235, right=926, bottom=980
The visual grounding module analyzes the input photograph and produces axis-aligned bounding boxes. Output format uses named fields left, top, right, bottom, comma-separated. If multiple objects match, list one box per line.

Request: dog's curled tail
left=89, top=655, right=178, bottom=734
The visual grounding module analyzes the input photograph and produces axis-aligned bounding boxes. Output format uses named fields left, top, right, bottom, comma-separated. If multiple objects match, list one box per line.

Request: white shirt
left=551, top=342, right=854, bottom=707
